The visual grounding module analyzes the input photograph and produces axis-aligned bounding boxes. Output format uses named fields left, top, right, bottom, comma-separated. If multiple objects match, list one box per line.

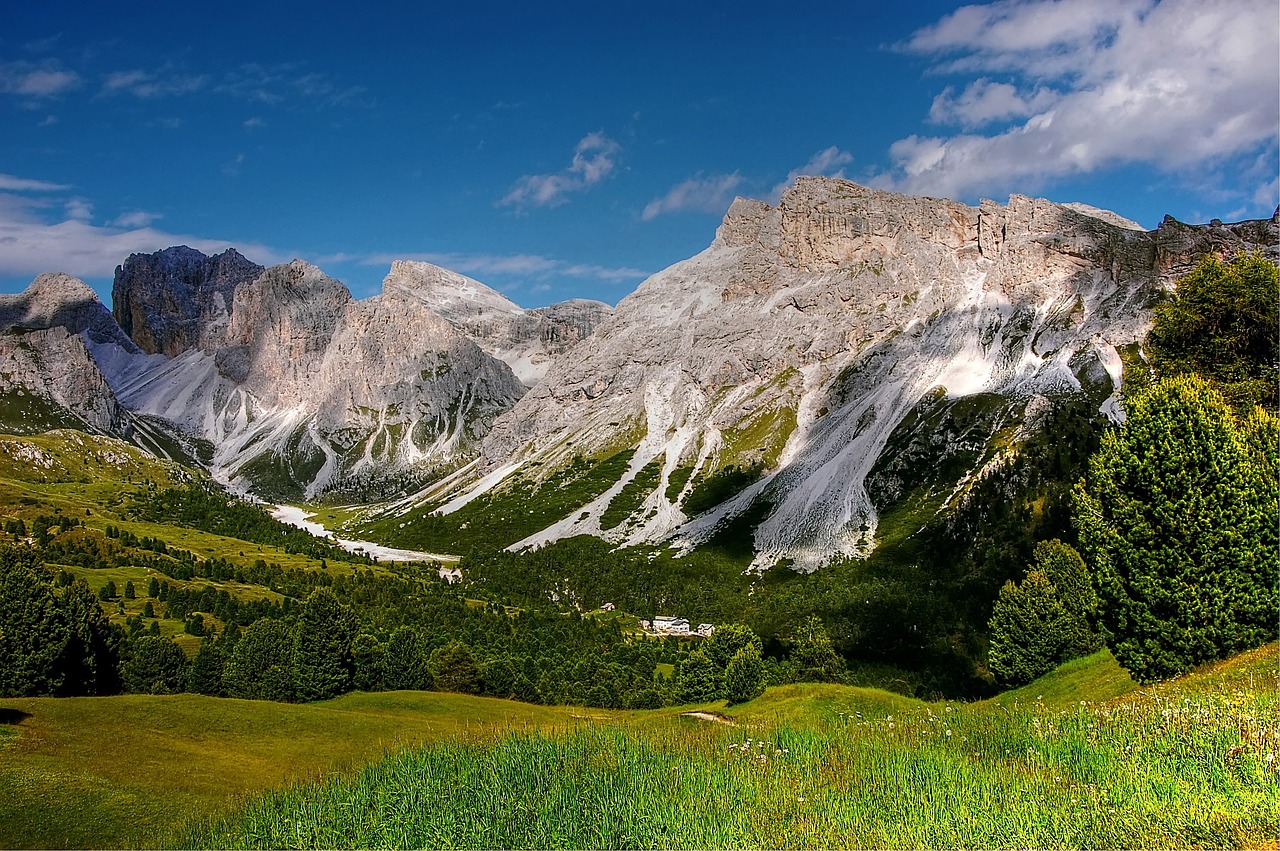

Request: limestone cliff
left=409, top=178, right=1277, bottom=570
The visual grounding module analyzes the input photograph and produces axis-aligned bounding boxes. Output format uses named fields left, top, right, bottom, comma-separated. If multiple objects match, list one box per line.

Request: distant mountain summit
left=380, top=260, right=613, bottom=387
left=113, top=246, right=264, bottom=357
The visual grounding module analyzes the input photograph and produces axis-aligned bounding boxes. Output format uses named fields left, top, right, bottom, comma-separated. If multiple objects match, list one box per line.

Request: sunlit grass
left=189, top=645, right=1279, bottom=849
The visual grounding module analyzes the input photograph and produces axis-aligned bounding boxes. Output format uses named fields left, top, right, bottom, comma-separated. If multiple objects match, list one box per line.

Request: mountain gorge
left=2, top=178, right=1275, bottom=568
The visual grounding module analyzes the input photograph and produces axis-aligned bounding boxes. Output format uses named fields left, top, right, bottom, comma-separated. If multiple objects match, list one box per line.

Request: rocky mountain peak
left=0, top=272, right=138, bottom=352
left=380, top=259, right=613, bottom=388
left=112, top=245, right=264, bottom=357
left=383, top=260, right=524, bottom=321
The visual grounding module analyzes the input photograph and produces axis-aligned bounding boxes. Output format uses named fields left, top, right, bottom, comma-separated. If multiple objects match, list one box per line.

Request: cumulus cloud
left=0, top=180, right=286, bottom=282
left=642, top=173, right=744, bottom=220
left=0, top=60, right=80, bottom=98
left=500, top=132, right=621, bottom=208
left=770, top=147, right=855, bottom=201
left=877, top=0, right=1280, bottom=204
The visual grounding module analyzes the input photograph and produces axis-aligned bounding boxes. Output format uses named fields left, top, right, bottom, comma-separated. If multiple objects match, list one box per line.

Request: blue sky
left=1, top=0, right=1276, bottom=307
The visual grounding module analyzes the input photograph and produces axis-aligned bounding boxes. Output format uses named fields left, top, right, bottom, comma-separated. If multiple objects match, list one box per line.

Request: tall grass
left=190, top=657, right=1279, bottom=849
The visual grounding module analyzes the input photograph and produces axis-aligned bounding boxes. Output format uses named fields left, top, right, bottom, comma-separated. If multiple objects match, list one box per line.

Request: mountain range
left=2, top=178, right=1275, bottom=568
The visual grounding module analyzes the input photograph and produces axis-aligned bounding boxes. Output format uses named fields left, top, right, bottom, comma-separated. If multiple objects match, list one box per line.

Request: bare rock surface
left=426, top=177, right=1277, bottom=570
left=112, top=246, right=264, bottom=357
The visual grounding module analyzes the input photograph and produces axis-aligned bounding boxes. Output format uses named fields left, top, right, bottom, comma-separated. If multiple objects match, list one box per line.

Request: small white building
left=437, top=566, right=462, bottom=584
left=696, top=623, right=715, bottom=637
left=639, top=619, right=652, bottom=631
left=653, top=616, right=691, bottom=634
left=600, top=602, right=615, bottom=612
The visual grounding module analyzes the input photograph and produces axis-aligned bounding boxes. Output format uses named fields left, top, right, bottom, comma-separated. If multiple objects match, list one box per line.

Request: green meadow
left=1, top=644, right=1275, bottom=849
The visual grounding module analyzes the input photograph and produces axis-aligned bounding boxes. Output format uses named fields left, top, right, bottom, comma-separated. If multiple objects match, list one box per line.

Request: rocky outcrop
left=112, top=259, right=527, bottom=499
left=0, top=274, right=136, bottom=435
left=425, top=177, right=1276, bottom=570
left=380, top=260, right=613, bottom=386
left=112, top=246, right=263, bottom=357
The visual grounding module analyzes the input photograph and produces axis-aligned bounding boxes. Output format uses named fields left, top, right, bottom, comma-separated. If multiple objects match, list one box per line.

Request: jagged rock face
left=113, top=246, right=263, bottom=357
left=442, top=177, right=1277, bottom=570
left=381, top=260, right=613, bottom=386
left=111, top=259, right=527, bottom=499
left=0, top=274, right=135, bottom=435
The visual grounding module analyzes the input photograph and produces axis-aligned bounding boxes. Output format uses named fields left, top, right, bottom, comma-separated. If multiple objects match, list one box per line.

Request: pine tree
left=350, top=633, right=386, bottom=692
left=383, top=626, right=433, bottom=691
left=675, top=648, right=719, bottom=703
left=1074, top=375, right=1279, bottom=682
left=187, top=639, right=225, bottom=696
left=292, top=588, right=358, bottom=702
left=429, top=640, right=480, bottom=694
left=987, top=571, right=1067, bottom=686
left=789, top=615, right=847, bottom=683
left=223, top=619, right=296, bottom=702
left=122, top=636, right=188, bottom=694
left=724, top=643, right=765, bottom=704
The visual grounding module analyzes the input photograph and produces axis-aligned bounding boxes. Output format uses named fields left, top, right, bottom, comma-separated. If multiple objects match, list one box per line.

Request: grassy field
left=2, top=645, right=1275, bottom=849
left=0, top=691, right=592, bottom=849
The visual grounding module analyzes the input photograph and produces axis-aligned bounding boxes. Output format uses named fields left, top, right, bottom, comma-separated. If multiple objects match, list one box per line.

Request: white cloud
left=928, top=79, right=1057, bottom=128
left=101, top=68, right=208, bottom=98
left=0, top=173, right=71, bottom=192
left=0, top=180, right=287, bottom=282
left=642, top=173, right=744, bottom=220
left=770, top=147, right=855, bottom=201
left=64, top=198, right=93, bottom=222
left=500, top=132, right=621, bottom=208
left=0, top=61, right=81, bottom=98
left=337, top=251, right=647, bottom=282
left=879, top=0, right=1280, bottom=203
left=109, top=210, right=162, bottom=228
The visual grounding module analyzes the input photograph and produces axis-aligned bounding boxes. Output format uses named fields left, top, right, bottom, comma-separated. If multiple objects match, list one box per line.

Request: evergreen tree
left=704, top=623, right=763, bottom=671
left=122, top=636, right=188, bottom=694
left=987, top=571, right=1067, bottom=686
left=788, top=615, right=847, bottom=683
left=382, top=626, right=433, bottom=691
left=1146, top=252, right=1279, bottom=411
left=1074, top=375, right=1279, bottom=682
left=724, top=643, right=765, bottom=704
left=675, top=648, right=719, bottom=703
left=1031, top=539, right=1101, bottom=660
left=429, top=640, right=480, bottom=694
left=350, top=633, right=386, bottom=692
left=0, top=543, right=67, bottom=696
left=187, top=639, right=225, bottom=696
left=124, top=581, right=135, bottom=600
left=292, top=588, right=358, bottom=702
left=55, top=578, right=124, bottom=696
left=223, top=619, right=296, bottom=702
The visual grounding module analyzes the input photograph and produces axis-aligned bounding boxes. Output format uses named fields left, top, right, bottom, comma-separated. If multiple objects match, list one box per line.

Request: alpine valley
left=4, top=179, right=1273, bottom=571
